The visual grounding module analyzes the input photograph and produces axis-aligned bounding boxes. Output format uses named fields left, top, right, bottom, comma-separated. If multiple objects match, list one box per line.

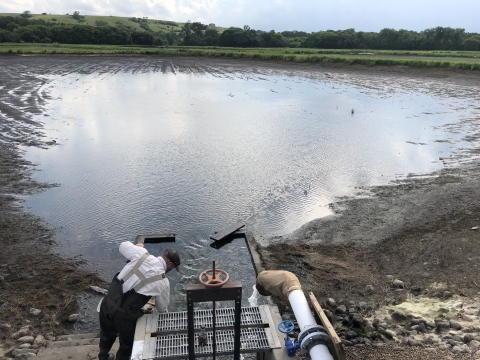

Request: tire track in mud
left=0, top=73, right=46, bottom=146
left=1, top=56, right=479, bottom=151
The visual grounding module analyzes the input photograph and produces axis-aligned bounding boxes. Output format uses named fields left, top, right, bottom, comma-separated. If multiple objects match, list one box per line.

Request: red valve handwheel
left=198, top=269, right=229, bottom=288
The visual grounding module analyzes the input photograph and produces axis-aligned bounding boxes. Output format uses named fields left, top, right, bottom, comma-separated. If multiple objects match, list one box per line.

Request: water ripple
left=19, top=59, right=476, bottom=318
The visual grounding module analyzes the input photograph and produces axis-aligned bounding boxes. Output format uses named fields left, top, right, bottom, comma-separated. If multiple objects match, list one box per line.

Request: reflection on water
left=23, top=67, right=471, bottom=327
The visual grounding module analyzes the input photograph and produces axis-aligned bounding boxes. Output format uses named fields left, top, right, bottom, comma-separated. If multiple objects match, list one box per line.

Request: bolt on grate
left=157, top=307, right=263, bottom=333
left=155, top=328, right=270, bottom=359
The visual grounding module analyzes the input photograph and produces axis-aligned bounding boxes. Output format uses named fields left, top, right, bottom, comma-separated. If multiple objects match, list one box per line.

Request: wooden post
left=309, top=292, right=346, bottom=360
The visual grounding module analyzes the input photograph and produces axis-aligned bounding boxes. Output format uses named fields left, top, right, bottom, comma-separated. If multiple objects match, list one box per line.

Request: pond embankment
left=0, top=57, right=105, bottom=352
left=0, top=55, right=480, bottom=359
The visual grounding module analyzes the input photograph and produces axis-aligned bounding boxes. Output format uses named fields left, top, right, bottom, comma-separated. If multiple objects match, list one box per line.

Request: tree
left=95, top=26, right=131, bottom=45
left=337, top=28, right=357, bottom=48
left=20, top=11, right=32, bottom=18
left=446, top=28, right=465, bottom=50
left=166, top=27, right=179, bottom=45
left=302, top=31, right=340, bottom=48
left=204, top=28, right=219, bottom=46
left=72, top=11, right=85, bottom=22
left=153, top=36, right=164, bottom=46
left=132, top=30, right=154, bottom=45
left=281, top=30, right=309, bottom=38
left=219, top=27, right=259, bottom=47
left=14, top=25, right=52, bottom=42
left=378, top=28, right=399, bottom=49
left=139, top=22, right=151, bottom=31
left=182, top=21, right=207, bottom=45
left=0, top=29, right=20, bottom=42
left=260, top=30, right=287, bottom=47
left=465, top=35, right=480, bottom=50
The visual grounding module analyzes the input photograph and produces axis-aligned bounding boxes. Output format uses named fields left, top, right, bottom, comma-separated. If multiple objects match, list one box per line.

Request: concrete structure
left=9, top=230, right=335, bottom=360
left=33, top=333, right=118, bottom=360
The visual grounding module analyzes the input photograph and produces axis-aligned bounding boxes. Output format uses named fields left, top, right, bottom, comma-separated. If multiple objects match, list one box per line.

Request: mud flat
left=0, top=55, right=480, bottom=358
left=258, top=64, right=480, bottom=358
left=0, top=56, right=105, bottom=349
left=261, top=158, right=480, bottom=358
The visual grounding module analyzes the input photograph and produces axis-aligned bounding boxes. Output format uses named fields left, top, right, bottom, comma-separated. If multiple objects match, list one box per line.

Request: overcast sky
left=1, top=0, right=479, bottom=33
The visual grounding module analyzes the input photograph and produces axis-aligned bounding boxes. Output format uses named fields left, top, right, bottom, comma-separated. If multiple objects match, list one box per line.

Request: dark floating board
left=210, top=222, right=245, bottom=241
left=135, top=233, right=176, bottom=244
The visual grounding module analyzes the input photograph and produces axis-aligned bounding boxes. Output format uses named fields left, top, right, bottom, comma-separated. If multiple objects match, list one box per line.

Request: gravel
left=345, top=344, right=477, bottom=359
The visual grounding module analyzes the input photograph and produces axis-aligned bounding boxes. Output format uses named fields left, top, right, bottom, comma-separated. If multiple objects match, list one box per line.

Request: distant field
left=0, top=13, right=205, bottom=33
left=0, top=13, right=228, bottom=34
left=1, top=43, right=479, bottom=70
left=289, top=48, right=480, bottom=59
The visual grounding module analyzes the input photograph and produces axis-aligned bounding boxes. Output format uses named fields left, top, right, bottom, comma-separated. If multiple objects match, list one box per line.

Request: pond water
left=22, top=62, right=471, bottom=331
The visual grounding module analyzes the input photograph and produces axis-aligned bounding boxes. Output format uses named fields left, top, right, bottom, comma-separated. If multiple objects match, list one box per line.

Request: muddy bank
left=0, top=146, right=104, bottom=346
left=258, top=160, right=480, bottom=359
left=269, top=158, right=480, bottom=247
left=0, top=58, right=104, bottom=348
left=261, top=156, right=480, bottom=300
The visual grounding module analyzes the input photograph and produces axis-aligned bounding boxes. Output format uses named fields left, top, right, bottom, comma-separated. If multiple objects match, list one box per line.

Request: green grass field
left=1, top=13, right=183, bottom=33
left=289, top=48, right=480, bottom=59
left=0, top=13, right=227, bottom=34
left=1, top=43, right=480, bottom=71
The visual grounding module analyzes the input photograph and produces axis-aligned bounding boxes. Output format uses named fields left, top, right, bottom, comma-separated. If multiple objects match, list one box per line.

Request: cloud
left=1, top=0, right=479, bottom=33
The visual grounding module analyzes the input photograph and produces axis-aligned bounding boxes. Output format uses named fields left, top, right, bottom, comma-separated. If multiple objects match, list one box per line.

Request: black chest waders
left=104, top=251, right=166, bottom=320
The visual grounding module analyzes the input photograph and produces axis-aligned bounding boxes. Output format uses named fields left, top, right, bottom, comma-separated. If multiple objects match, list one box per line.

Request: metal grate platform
left=157, top=307, right=264, bottom=333
left=135, top=305, right=282, bottom=359
left=155, top=328, right=271, bottom=359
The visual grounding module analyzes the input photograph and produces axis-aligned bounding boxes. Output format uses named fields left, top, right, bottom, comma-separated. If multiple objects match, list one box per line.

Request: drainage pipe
left=256, top=270, right=334, bottom=360
left=288, top=290, right=334, bottom=360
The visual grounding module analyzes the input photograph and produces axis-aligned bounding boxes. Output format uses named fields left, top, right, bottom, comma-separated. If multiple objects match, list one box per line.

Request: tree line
left=0, top=14, right=165, bottom=45
left=1, top=14, right=479, bottom=51
left=302, top=27, right=480, bottom=51
left=183, top=23, right=480, bottom=51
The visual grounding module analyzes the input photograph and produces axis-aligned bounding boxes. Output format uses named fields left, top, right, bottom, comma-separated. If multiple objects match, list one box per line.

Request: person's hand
left=135, top=243, right=145, bottom=248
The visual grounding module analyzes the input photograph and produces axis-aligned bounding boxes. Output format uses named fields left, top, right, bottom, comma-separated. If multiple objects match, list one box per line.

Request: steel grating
left=157, top=307, right=263, bottom=333
left=155, top=328, right=270, bottom=359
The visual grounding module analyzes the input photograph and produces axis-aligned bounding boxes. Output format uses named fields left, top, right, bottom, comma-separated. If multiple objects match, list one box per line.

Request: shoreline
left=259, top=157, right=480, bottom=359
left=1, top=55, right=479, bottom=358
left=1, top=44, right=480, bottom=71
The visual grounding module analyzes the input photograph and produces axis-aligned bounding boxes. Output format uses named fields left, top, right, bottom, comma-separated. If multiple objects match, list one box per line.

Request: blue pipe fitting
left=284, top=336, right=300, bottom=357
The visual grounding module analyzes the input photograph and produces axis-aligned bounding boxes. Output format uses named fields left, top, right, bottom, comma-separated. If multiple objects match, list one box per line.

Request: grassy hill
left=0, top=13, right=225, bottom=34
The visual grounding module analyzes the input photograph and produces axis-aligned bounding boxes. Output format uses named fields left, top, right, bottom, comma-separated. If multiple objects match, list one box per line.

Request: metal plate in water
left=155, top=328, right=271, bottom=359
left=157, top=307, right=264, bottom=333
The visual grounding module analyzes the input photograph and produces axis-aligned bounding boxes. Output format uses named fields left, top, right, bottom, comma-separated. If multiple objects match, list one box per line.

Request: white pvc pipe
left=288, top=290, right=317, bottom=330
left=309, top=344, right=334, bottom=360
left=288, top=290, right=334, bottom=360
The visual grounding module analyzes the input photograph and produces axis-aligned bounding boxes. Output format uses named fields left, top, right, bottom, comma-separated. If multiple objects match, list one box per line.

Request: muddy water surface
left=13, top=57, right=476, bottom=330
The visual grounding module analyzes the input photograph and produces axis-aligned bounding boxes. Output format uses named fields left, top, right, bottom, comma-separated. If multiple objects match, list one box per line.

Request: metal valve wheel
left=278, top=320, right=295, bottom=334
left=198, top=269, right=229, bottom=288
